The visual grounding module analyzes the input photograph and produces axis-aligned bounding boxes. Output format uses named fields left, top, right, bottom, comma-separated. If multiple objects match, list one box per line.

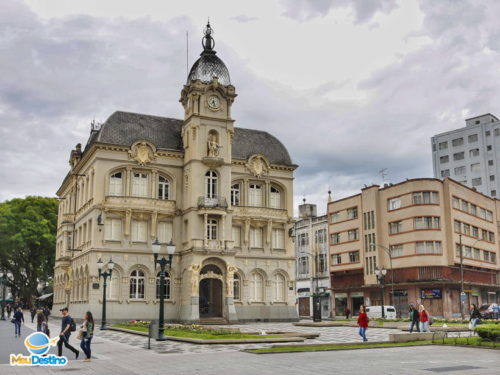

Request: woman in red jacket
left=357, top=305, right=369, bottom=342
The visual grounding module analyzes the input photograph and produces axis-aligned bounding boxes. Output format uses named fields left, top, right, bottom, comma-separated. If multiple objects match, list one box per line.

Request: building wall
left=53, top=79, right=298, bottom=323
left=432, top=113, right=500, bottom=198
left=328, top=178, right=500, bottom=319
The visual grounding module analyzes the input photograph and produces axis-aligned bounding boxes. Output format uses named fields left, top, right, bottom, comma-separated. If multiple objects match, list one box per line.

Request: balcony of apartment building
left=232, top=205, right=288, bottom=222
left=198, top=195, right=228, bottom=211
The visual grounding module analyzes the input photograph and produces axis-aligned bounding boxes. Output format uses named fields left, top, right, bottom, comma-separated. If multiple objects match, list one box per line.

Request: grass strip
left=247, top=337, right=499, bottom=353
left=112, top=324, right=283, bottom=340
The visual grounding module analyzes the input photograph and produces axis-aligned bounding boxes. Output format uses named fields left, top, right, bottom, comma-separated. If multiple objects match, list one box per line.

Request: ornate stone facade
left=53, top=23, right=298, bottom=323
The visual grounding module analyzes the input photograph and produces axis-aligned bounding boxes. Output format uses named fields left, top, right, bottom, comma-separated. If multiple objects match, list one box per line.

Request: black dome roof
left=186, top=22, right=231, bottom=86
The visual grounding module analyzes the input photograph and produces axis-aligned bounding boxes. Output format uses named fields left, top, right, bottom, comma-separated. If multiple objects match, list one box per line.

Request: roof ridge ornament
left=202, top=20, right=215, bottom=54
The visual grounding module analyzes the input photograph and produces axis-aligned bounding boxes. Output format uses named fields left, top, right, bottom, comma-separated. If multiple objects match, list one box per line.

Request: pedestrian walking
left=30, top=307, right=36, bottom=323
left=491, top=303, right=499, bottom=320
left=6, top=304, right=12, bottom=319
left=469, top=304, right=481, bottom=329
left=419, top=304, right=430, bottom=332
left=79, top=311, right=94, bottom=362
left=409, top=305, right=420, bottom=333
left=57, top=307, right=79, bottom=359
left=357, top=305, right=369, bottom=342
left=36, top=312, right=50, bottom=336
left=13, top=307, right=24, bottom=337
left=344, top=307, right=351, bottom=320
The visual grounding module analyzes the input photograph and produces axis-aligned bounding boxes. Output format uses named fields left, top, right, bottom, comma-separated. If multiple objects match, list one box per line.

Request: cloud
left=280, top=0, right=398, bottom=23
left=231, top=15, right=258, bottom=23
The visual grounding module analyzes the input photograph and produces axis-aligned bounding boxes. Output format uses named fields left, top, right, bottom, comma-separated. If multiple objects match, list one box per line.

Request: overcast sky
left=2, top=0, right=500, bottom=215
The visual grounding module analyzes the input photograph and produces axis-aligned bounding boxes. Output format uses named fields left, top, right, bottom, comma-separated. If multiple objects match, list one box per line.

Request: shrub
left=475, top=324, right=500, bottom=340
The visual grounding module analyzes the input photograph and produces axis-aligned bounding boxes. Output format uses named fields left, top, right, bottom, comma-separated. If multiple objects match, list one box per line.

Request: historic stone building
left=53, top=23, right=298, bottom=323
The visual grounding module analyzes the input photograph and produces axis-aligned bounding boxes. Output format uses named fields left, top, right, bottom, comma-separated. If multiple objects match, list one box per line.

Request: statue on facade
left=207, top=133, right=221, bottom=157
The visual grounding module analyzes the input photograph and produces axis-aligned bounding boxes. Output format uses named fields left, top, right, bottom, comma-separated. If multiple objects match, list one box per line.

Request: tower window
left=207, top=219, right=218, bottom=240
left=249, top=184, right=263, bottom=207
left=270, top=186, right=281, bottom=209
left=109, top=172, right=123, bottom=196
left=132, top=172, right=149, bottom=197
left=205, top=171, right=218, bottom=198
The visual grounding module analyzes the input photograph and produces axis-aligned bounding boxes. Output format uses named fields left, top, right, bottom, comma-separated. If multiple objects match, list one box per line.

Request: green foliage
left=475, top=324, right=500, bottom=340
left=0, top=196, right=58, bottom=306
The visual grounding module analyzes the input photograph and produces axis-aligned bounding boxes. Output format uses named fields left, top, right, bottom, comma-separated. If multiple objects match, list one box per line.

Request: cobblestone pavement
left=96, top=322, right=396, bottom=355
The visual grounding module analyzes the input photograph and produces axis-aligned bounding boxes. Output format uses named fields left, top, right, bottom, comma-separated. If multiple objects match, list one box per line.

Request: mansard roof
left=90, top=111, right=293, bottom=166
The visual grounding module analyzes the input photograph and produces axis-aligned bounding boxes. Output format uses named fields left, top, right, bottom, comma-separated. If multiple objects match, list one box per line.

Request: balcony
left=197, top=196, right=228, bottom=209
left=104, top=196, right=176, bottom=214
left=232, top=206, right=289, bottom=222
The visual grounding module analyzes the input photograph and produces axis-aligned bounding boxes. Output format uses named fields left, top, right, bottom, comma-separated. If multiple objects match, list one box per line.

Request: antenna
left=379, top=168, right=388, bottom=184
left=186, top=30, right=189, bottom=77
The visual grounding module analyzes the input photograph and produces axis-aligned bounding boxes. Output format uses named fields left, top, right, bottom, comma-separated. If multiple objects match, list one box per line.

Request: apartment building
left=432, top=113, right=500, bottom=198
left=293, top=202, right=330, bottom=318
left=328, top=178, right=499, bottom=319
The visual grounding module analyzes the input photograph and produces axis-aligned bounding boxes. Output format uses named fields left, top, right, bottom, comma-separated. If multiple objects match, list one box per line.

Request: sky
left=2, top=0, right=500, bottom=215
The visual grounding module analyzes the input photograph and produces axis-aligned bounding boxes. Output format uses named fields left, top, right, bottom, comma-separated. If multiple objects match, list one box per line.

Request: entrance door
left=298, top=297, right=310, bottom=316
left=199, top=279, right=223, bottom=318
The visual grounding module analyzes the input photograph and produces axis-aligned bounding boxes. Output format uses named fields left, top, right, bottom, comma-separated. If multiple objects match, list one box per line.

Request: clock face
left=207, top=95, right=221, bottom=109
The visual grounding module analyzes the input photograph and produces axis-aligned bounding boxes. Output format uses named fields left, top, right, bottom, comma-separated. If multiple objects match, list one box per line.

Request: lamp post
left=152, top=239, right=175, bottom=341
left=370, top=243, right=395, bottom=309
left=0, top=270, right=7, bottom=321
left=459, top=236, right=485, bottom=320
left=97, top=258, right=114, bottom=330
left=374, top=267, right=387, bottom=319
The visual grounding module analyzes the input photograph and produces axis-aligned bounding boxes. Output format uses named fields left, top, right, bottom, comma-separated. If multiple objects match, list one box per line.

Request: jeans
left=494, top=312, right=499, bottom=320
left=57, top=335, right=79, bottom=357
left=14, top=321, right=21, bottom=336
left=421, top=321, right=429, bottom=332
left=409, top=321, right=420, bottom=333
left=471, top=318, right=479, bottom=329
left=359, top=327, right=367, bottom=341
left=80, top=336, right=92, bottom=359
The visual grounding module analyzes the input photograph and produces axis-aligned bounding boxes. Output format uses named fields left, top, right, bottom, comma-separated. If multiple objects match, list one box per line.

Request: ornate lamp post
left=97, top=258, right=114, bottom=330
left=374, top=267, right=387, bottom=319
left=0, top=270, right=7, bottom=320
left=152, top=239, right=175, bottom=341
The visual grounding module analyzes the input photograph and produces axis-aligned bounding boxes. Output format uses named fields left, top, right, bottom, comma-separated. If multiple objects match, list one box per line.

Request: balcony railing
left=198, top=196, right=228, bottom=209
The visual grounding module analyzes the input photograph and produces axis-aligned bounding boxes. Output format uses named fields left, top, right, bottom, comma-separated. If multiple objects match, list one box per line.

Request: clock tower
left=179, top=22, right=238, bottom=322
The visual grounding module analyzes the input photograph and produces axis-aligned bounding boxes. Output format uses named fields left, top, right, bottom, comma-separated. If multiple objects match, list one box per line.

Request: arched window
left=250, top=272, right=264, bottom=301
left=249, top=184, right=262, bottom=207
left=132, top=172, right=149, bottom=197
left=205, top=171, right=218, bottom=198
left=129, top=270, right=145, bottom=299
left=156, top=271, right=171, bottom=299
left=207, top=219, right=218, bottom=240
left=270, top=186, right=281, bottom=209
left=273, top=273, right=286, bottom=302
left=158, top=176, right=170, bottom=200
left=233, top=274, right=241, bottom=301
left=231, top=183, right=240, bottom=206
left=109, top=172, right=123, bottom=196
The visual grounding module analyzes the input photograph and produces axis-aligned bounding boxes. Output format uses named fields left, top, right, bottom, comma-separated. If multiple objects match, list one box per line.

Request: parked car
left=478, top=303, right=494, bottom=319
left=365, top=305, right=397, bottom=319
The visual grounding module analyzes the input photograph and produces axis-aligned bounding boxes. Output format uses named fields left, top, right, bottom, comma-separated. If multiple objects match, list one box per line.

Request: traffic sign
left=460, top=292, right=466, bottom=303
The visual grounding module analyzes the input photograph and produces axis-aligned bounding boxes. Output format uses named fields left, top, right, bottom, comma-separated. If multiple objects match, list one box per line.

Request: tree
left=0, top=196, right=58, bottom=307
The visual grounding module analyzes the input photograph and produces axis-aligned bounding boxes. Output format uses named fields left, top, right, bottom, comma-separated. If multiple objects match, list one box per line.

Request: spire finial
left=202, top=20, right=215, bottom=52
left=328, top=186, right=332, bottom=202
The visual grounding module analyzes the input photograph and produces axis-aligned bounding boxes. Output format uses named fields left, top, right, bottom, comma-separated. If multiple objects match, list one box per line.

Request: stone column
left=125, top=167, right=132, bottom=196
left=204, top=213, right=208, bottom=248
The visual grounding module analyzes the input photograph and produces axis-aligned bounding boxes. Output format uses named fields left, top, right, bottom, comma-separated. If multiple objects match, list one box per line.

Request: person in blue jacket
left=13, top=307, right=24, bottom=337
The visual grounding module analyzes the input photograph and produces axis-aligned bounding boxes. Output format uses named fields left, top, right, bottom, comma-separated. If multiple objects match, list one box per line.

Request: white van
left=365, top=305, right=397, bottom=319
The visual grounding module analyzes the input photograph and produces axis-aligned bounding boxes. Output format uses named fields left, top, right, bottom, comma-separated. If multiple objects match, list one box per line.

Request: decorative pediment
left=246, top=154, right=270, bottom=178
left=128, top=141, right=157, bottom=166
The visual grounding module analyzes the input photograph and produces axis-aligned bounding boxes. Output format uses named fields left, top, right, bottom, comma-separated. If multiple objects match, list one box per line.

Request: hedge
left=475, top=324, right=500, bottom=340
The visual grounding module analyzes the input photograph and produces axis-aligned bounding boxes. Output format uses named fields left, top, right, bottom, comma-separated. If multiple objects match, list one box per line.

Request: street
left=0, top=318, right=499, bottom=375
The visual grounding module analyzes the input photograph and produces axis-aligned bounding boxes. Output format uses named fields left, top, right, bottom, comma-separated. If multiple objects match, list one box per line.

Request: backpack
left=70, top=317, right=76, bottom=332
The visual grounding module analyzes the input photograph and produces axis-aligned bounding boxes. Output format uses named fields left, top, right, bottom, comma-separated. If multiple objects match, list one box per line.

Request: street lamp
left=458, top=236, right=485, bottom=320
left=370, top=243, right=395, bottom=309
left=374, top=267, right=387, bottom=319
left=152, top=239, right=175, bottom=341
left=0, top=270, right=7, bottom=321
left=97, top=258, right=114, bottom=330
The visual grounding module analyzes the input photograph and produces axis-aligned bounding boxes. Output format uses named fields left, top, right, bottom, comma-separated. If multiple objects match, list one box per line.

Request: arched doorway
left=199, top=265, right=223, bottom=318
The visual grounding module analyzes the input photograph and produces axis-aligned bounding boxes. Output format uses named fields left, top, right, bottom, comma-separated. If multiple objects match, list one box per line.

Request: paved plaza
left=0, top=317, right=498, bottom=375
